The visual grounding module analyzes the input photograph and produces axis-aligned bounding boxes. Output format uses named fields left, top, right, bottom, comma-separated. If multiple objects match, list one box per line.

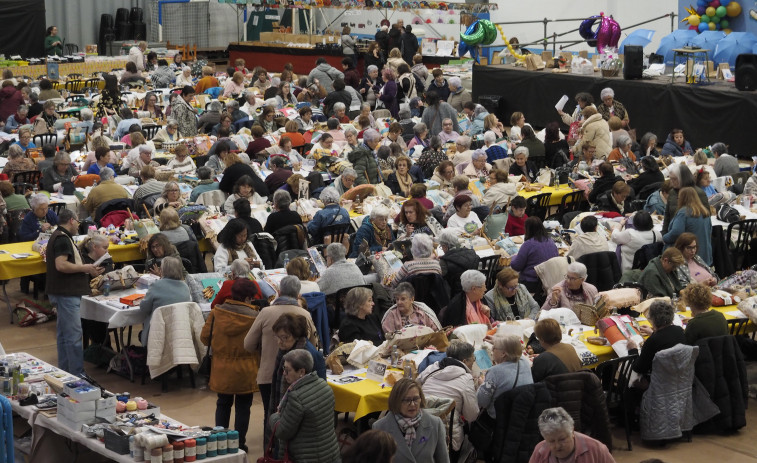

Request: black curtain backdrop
left=472, top=65, right=757, bottom=158
left=0, top=0, right=46, bottom=58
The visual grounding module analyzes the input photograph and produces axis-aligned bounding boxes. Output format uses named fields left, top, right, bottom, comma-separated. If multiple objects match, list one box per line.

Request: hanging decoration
left=578, top=12, right=621, bottom=53
left=493, top=23, right=526, bottom=61
left=681, top=2, right=742, bottom=33
left=459, top=19, right=497, bottom=62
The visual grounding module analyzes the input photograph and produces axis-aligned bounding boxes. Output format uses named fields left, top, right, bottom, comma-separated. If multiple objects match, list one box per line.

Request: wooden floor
left=1, top=279, right=755, bottom=462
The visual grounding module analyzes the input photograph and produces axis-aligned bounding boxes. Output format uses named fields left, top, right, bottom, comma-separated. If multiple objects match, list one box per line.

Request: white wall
left=209, top=2, right=244, bottom=48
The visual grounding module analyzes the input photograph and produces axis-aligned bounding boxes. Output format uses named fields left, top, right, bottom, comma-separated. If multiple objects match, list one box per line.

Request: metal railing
left=487, top=12, right=678, bottom=55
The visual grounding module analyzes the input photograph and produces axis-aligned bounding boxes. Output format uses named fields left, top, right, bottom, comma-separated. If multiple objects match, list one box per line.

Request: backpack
left=551, top=149, right=570, bottom=169
left=716, top=203, right=740, bottom=223
left=250, top=233, right=277, bottom=269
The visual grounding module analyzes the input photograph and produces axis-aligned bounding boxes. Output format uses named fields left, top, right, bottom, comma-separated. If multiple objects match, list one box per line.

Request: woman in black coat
left=628, top=156, right=665, bottom=199
left=338, top=287, right=384, bottom=346
left=400, top=25, right=419, bottom=65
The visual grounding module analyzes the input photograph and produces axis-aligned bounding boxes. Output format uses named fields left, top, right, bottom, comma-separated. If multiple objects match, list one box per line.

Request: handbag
left=197, top=315, right=214, bottom=378
left=468, top=360, right=521, bottom=452
left=571, top=295, right=609, bottom=326
left=257, top=422, right=292, bottom=463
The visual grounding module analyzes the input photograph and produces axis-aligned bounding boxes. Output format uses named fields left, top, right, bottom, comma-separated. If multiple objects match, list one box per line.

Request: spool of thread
left=183, top=439, right=196, bottom=462
left=137, top=433, right=170, bottom=452
left=216, top=432, right=227, bottom=455
left=117, top=393, right=130, bottom=402
left=150, top=447, right=162, bottom=463
left=126, top=400, right=138, bottom=411
left=133, top=445, right=144, bottom=461
left=136, top=397, right=148, bottom=410
left=206, top=434, right=217, bottom=458
left=226, top=431, right=239, bottom=453
left=116, top=401, right=127, bottom=413
left=195, top=437, right=206, bottom=460
left=162, top=444, right=173, bottom=462
left=173, top=440, right=184, bottom=463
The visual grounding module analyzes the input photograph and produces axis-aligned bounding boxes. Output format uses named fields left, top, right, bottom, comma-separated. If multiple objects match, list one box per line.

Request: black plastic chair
left=726, top=317, right=754, bottom=338
left=548, top=190, right=586, bottom=223
left=142, top=124, right=160, bottom=140
left=33, top=133, right=57, bottom=148
left=65, top=44, right=79, bottom=54
left=525, top=192, right=552, bottom=221
left=478, top=254, right=501, bottom=291
left=595, top=354, right=639, bottom=451
left=48, top=202, right=68, bottom=217
left=65, top=80, right=86, bottom=93
left=726, top=220, right=757, bottom=270
left=578, top=251, right=622, bottom=292
left=12, top=171, right=42, bottom=189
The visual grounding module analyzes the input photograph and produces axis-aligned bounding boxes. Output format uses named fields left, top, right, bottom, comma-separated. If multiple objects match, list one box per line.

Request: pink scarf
left=466, top=297, right=490, bottom=325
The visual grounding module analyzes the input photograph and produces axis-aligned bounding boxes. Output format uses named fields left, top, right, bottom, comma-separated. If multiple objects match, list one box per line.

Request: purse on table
left=572, top=295, right=609, bottom=326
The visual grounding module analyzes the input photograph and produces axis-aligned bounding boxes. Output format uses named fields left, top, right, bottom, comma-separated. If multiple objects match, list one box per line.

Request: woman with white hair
left=381, top=282, right=442, bottom=333
left=462, top=149, right=491, bottom=179
left=333, top=167, right=357, bottom=196
left=4, top=104, right=30, bottom=133
left=2, top=144, right=36, bottom=179
left=441, top=269, right=491, bottom=327
left=607, top=134, right=636, bottom=163
left=541, top=261, right=600, bottom=311
left=41, top=151, right=78, bottom=192
left=339, top=287, right=384, bottom=345
left=152, top=119, right=180, bottom=145
left=447, top=76, right=471, bottom=113
left=307, top=186, right=350, bottom=244
left=477, top=334, right=533, bottom=418
left=263, top=189, right=303, bottom=234
left=153, top=181, right=186, bottom=214
left=19, top=193, right=57, bottom=241
left=138, top=256, right=191, bottom=345
left=407, top=122, right=429, bottom=150
left=349, top=205, right=395, bottom=257
left=530, top=407, right=614, bottom=463
left=390, top=233, right=442, bottom=287
left=509, top=146, right=537, bottom=182
left=175, top=66, right=194, bottom=88
left=597, top=87, right=630, bottom=128
left=359, top=64, right=383, bottom=109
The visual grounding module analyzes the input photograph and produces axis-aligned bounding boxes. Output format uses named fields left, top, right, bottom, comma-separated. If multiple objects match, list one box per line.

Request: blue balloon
left=458, top=41, right=469, bottom=58
left=698, top=22, right=709, bottom=32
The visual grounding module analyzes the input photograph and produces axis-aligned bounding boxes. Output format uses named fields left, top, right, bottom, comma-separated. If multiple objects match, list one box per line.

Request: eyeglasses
left=401, top=397, right=422, bottom=405
left=565, top=275, right=583, bottom=281
left=275, top=334, right=292, bottom=342
left=500, top=284, right=519, bottom=291
left=685, top=245, right=697, bottom=250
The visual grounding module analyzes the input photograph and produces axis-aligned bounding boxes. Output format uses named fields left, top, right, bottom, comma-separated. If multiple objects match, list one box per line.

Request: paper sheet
left=726, top=310, right=747, bottom=318
left=555, top=95, right=569, bottom=112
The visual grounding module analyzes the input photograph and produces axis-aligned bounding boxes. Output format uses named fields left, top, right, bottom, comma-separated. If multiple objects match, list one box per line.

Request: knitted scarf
left=396, top=172, right=413, bottom=196
left=41, top=112, right=56, bottom=131
left=490, top=286, right=526, bottom=320
left=395, top=411, right=423, bottom=447
left=228, top=242, right=257, bottom=263
left=373, top=222, right=391, bottom=248
left=465, top=297, right=490, bottom=325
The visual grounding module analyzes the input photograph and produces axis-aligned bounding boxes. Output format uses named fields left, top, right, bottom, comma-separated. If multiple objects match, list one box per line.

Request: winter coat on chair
left=489, top=382, right=553, bottom=463
left=694, top=335, right=749, bottom=433
left=543, top=371, right=613, bottom=451
left=146, top=302, right=206, bottom=379
left=640, top=344, right=719, bottom=441
left=440, top=247, right=479, bottom=295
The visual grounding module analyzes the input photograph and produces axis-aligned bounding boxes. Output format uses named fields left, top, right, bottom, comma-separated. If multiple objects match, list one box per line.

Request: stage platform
left=472, top=64, right=757, bottom=157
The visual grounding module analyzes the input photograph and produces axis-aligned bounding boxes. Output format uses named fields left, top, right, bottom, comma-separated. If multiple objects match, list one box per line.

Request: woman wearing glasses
left=441, top=269, right=492, bottom=328
left=477, top=334, right=533, bottom=418
left=541, top=262, right=600, bottom=312
left=153, top=181, right=186, bottom=215
left=373, top=378, right=450, bottom=463
left=484, top=268, right=540, bottom=322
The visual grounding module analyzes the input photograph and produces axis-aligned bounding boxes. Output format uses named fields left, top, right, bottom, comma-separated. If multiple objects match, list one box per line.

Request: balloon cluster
left=459, top=19, right=498, bottom=62
left=682, top=1, right=742, bottom=33
left=578, top=12, right=621, bottom=53
left=493, top=23, right=526, bottom=61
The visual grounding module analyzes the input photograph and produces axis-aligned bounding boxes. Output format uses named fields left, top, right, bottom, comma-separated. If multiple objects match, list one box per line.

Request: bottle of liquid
left=391, top=346, right=400, bottom=367
left=103, top=278, right=111, bottom=296
left=559, top=315, right=566, bottom=333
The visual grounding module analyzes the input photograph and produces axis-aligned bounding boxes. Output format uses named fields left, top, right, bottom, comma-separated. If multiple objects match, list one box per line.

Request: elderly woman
left=418, top=339, right=479, bottom=460
left=258, top=105, right=278, bottom=134
left=441, top=269, right=491, bottom=327
left=174, top=65, right=194, bottom=87
left=360, top=64, right=383, bottom=109
left=263, top=189, right=302, bottom=233
left=152, top=119, right=180, bottom=145
left=339, top=286, right=384, bottom=345
left=138, top=256, right=191, bottom=345
left=611, top=211, right=661, bottom=272
left=682, top=282, right=728, bottom=345
left=509, top=146, right=537, bottom=183
left=437, top=229, right=479, bottom=295
left=153, top=181, right=185, bottom=214
left=343, top=126, right=360, bottom=154
left=165, top=143, right=195, bottom=174
left=531, top=407, right=614, bottom=463
left=627, top=300, right=685, bottom=377
left=212, top=258, right=262, bottom=308
left=431, top=160, right=455, bottom=195
left=558, top=92, right=595, bottom=126
left=373, top=378, right=449, bottom=463
left=158, top=206, right=196, bottom=245
left=390, top=234, right=442, bottom=287
left=307, top=187, right=350, bottom=244
left=596, top=181, right=633, bottom=215
left=269, top=349, right=340, bottom=463
left=318, top=243, right=367, bottom=295
left=19, top=193, right=57, bottom=241
left=484, top=268, right=539, bottom=321
left=636, top=132, right=660, bottom=158
left=597, top=87, right=630, bottom=127
left=332, top=167, right=357, bottom=196
left=628, top=155, right=664, bottom=197
left=222, top=71, right=244, bottom=98
left=350, top=205, right=395, bottom=257
left=640, top=247, right=686, bottom=298
left=574, top=106, right=612, bottom=160
left=223, top=175, right=266, bottom=216
left=541, top=261, right=599, bottom=311
left=446, top=195, right=482, bottom=234
left=531, top=319, right=582, bottom=382
left=673, top=232, right=718, bottom=287
left=214, top=218, right=262, bottom=274
left=482, top=169, right=517, bottom=212
left=80, top=234, right=114, bottom=346
left=4, top=104, right=29, bottom=132
left=379, top=67, right=399, bottom=118
left=3, top=144, right=36, bottom=180
left=382, top=122, right=408, bottom=152
left=310, top=133, right=338, bottom=160
left=269, top=314, right=327, bottom=417
left=386, top=155, right=418, bottom=197
left=661, top=163, right=709, bottom=235
left=285, top=257, right=320, bottom=294
left=477, top=334, right=533, bottom=418
left=210, top=113, right=236, bottom=137
left=511, top=217, right=559, bottom=294
left=607, top=134, right=636, bottom=163
left=463, top=149, right=491, bottom=180
left=406, top=123, right=429, bottom=151
left=202, top=279, right=261, bottom=453
left=382, top=282, right=442, bottom=333
left=86, top=146, right=116, bottom=176
left=395, top=198, right=443, bottom=240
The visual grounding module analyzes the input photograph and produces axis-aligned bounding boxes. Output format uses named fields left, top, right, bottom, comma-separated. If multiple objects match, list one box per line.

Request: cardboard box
left=120, top=293, right=145, bottom=306
left=63, top=380, right=101, bottom=402
left=57, top=395, right=96, bottom=413
left=578, top=50, right=588, bottom=58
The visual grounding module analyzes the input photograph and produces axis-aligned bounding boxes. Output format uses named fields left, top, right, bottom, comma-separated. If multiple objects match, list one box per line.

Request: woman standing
left=202, top=279, right=261, bottom=453
left=173, top=86, right=198, bottom=138
left=44, top=26, right=63, bottom=56
left=360, top=64, right=383, bottom=109
left=341, top=26, right=357, bottom=69
left=477, top=334, right=533, bottom=417
left=379, top=67, right=399, bottom=118
left=268, top=349, right=340, bottom=462
left=511, top=217, right=559, bottom=294
left=421, top=90, right=459, bottom=140
left=364, top=43, right=385, bottom=74
left=597, top=87, right=630, bottom=127
left=484, top=268, right=540, bottom=321
left=574, top=106, right=611, bottom=160
left=663, top=186, right=713, bottom=265
left=373, top=378, right=450, bottom=463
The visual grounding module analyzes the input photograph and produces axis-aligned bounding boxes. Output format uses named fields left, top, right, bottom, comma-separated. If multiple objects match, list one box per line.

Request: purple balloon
left=697, top=6, right=706, bottom=14
left=596, top=15, right=621, bottom=53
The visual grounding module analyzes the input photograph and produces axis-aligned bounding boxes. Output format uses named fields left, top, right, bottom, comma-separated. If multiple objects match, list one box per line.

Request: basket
left=571, top=297, right=609, bottom=326
left=600, top=68, right=619, bottom=77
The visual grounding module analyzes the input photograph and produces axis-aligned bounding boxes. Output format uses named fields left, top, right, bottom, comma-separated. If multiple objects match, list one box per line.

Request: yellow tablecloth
left=519, top=185, right=578, bottom=206
left=2, top=60, right=128, bottom=80
left=577, top=305, right=753, bottom=366
left=329, top=373, right=392, bottom=420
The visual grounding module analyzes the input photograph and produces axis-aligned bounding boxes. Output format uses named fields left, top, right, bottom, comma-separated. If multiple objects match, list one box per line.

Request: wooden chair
left=595, top=354, right=639, bottom=451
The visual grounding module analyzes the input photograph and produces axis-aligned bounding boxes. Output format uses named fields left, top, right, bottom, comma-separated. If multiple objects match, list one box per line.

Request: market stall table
left=328, top=370, right=393, bottom=420
left=519, top=184, right=579, bottom=207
